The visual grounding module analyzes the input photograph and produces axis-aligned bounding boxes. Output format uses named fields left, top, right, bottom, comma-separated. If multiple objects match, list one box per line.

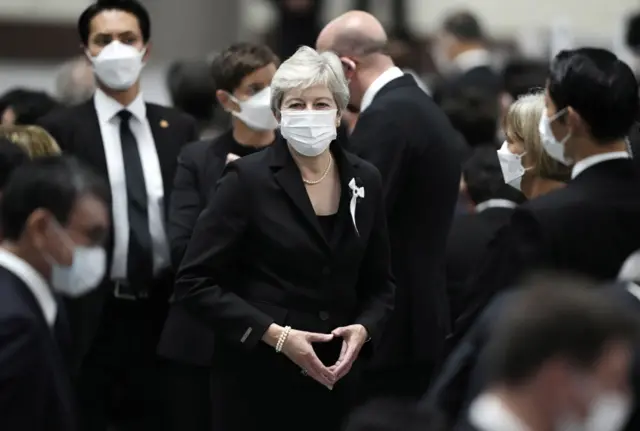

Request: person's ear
left=216, top=90, right=239, bottom=113
left=274, top=109, right=281, bottom=123
left=335, top=110, right=342, bottom=128
left=565, top=107, right=584, bottom=135
left=340, top=57, right=356, bottom=80
left=142, top=42, right=152, bottom=62
left=25, top=209, right=52, bottom=252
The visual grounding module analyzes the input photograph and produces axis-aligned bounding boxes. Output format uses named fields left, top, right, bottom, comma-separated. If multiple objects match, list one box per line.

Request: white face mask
left=45, top=222, right=107, bottom=297
left=539, top=107, right=573, bottom=166
left=280, top=109, right=338, bottom=157
left=88, top=41, right=146, bottom=91
left=228, top=87, right=278, bottom=131
left=584, top=392, right=632, bottom=431
left=497, top=141, right=528, bottom=191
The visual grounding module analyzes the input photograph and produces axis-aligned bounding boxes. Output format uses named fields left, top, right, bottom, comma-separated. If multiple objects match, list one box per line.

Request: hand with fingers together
left=263, top=324, right=336, bottom=389
left=329, top=324, right=368, bottom=381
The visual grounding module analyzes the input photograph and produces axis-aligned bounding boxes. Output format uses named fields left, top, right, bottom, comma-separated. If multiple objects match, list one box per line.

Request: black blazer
left=424, top=281, right=640, bottom=431
left=0, top=267, right=75, bottom=431
left=158, top=132, right=264, bottom=365
left=348, top=75, right=461, bottom=379
left=452, top=158, right=640, bottom=345
left=173, top=136, right=395, bottom=354
left=446, top=206, right=515, bottom=325
left=38, top=98, right=198, bottom=371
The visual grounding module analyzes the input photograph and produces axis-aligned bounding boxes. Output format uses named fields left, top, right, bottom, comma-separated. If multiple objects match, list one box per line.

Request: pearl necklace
left=302, top=153, right=333, bottom=185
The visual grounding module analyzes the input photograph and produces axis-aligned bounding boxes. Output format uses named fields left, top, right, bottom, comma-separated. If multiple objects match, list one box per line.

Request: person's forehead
left=283, top=85, right=333, bottom=100
left=89, top=10, right=141, bottom=35
left=68, top=194, right=109, bottom=228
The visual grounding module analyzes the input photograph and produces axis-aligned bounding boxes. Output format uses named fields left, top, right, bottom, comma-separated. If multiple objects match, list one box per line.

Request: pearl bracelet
left=275, top=326, right=291, bottom=353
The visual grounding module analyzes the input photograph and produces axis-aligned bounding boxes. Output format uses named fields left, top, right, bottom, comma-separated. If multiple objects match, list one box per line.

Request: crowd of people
left=0, top=0, right=639, bottom=430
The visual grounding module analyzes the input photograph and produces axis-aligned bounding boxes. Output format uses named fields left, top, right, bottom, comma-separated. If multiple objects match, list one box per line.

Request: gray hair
left=55, top=57, right=96, bottom=106
left=270, top=46, right=349, bottom=113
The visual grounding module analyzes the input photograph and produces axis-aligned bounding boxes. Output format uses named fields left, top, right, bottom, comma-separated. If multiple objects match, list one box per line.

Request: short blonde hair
left=270, top=46, right=349, bottom=113
left=0, top=125, right=61, bottom=158
left=504, top=92, right=571, bottom=181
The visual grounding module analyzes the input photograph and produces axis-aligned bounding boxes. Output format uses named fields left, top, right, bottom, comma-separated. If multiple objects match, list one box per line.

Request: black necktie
left=118, top=110, right=153, bottom=286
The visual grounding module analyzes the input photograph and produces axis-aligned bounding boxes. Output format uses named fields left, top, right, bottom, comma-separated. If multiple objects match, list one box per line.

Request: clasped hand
left=279, top=324, right=368, bottom=389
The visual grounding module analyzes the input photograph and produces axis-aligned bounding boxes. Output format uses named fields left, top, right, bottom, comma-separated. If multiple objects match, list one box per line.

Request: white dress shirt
left=0, top=248, right=56, bottom=327
left=360, top=66, right=404, bottom=113
left=571, top=151, right=630, bottom=179
left=469, top=393, right=530, bottom=431
left=475, top=199, right=518, bottom=213
left=94, top=89, right=170, bottom=280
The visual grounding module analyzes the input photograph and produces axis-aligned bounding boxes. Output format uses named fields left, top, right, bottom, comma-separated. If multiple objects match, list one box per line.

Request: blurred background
left=0, top=0, right=637, bottom=105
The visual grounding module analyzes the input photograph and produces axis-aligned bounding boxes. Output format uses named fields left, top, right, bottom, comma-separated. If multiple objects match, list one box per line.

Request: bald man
left=317, top=12, right=462, bottom=400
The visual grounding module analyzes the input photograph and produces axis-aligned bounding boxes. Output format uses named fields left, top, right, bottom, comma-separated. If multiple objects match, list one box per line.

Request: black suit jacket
left=446, top=206, right=515, bottom=325
left=38, top=98, right=197, bottom=371
left=348, top=74, right=461, bottom=381
left=157, top=132, right=264, bottom=365
left=424, top=281, right=640, bottom=431
left=0, top=267, right=75, bottom=431
left=173, top=136, right=395, bottom=357
left=452, top=158, right=640, bottom=345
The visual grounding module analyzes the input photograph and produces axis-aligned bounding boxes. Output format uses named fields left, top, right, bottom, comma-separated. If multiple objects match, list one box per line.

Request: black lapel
left=80, top=101, right=109, bottom=177
left=146, top=104, right=178, bottom=200
left=270, top=137, right=328, bottom=248
left=328, top=142, right=360, bottom=249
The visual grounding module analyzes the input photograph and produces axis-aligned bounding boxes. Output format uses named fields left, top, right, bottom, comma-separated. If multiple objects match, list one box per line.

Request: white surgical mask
left=228, top=87, right=278, bottom=131
left=88, top=41, right=146, bottom=91
left=497, top=141, right=529, bottom=191
left=44, top=222, right=106, bottom=297
left=539, top=107, right=573, bottom=166
left=584, top=392, right=632, bottom=431
left=280, top=109, right=337, bottom=157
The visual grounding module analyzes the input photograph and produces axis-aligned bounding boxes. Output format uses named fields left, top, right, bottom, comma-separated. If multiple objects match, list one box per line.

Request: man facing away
left=0, top=156, right=110, bottom=431
left=317, top=11, right=462, bottom=400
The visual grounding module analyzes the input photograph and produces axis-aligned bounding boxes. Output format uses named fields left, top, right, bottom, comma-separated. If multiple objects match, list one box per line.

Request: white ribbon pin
left=348, top=178, right=364, bottom=236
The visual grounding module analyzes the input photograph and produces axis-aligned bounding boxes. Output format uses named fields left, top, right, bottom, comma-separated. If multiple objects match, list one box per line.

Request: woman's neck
left=524, top=177, right=566, bottom=200
left=492, top=386, right=554, bottom=431
left=232, top=120, right=274, bottom=148
left=291, top=148, right=332, bottom=178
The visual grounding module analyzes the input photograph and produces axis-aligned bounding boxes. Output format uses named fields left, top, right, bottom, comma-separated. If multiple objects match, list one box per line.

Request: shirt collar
left=94, top=88, right=146, bottom=124
left=571, top=151, right=630, bottom=179
left=475, top=199, right=518, bottom=213
left=469, top=393, right=530, bottom=431
left=0, top=248, right=56, bottom=327
left=453, top=48, right=493, bottom=73
left=360, top=66, right=404, bottom=112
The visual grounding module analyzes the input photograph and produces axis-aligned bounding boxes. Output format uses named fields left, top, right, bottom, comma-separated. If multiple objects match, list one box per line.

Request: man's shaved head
left=317, top=11, right=388, bottom=58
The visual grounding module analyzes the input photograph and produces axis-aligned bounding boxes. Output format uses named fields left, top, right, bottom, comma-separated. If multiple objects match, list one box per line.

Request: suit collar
left=360, top=66, right=404, bottom=112
left=369, top=74, right=420, bottom=105
left=0, top=248, right=56, bottom=327
left=570, top=158, right=637, bottom=185
left=269, top=135, right=359, bottom=250
left=571, top=151, right=630, bottom=179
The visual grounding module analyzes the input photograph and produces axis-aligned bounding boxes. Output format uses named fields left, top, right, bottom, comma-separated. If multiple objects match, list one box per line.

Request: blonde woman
left=0, top=125, right=62, bottom=158
left=497, top=92, right=572, bottom=199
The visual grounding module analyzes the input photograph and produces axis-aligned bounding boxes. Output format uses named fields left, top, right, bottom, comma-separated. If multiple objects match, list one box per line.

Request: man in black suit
left=447, top=146, right=524, bottom=324
left=0, top=157, right=110, bottom=431
left=430, top=11, right=501, bottom=107
left=158, top=42, right=279, bottom=431
left=452, top=47, right=640, bottom=349
left=38, top=1, right=197, bottom=429
left=317, top=11, right=462, bottom=398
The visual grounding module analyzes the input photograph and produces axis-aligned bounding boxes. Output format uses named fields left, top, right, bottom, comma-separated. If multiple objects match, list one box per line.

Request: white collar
left=475, top=199, right=517, bottom=213
left=94, top=88, right=146, bottom=124
left=469, top=393, right=530, bottom=431
left=0, top=248, right=56, bottom=327
left=360, top=66, right=404, bottom=112
left=619, top=249, right=640, bottom=282
left=571, top=151, right=630, bottom=179
left=453, top=48, right=493, bottom=73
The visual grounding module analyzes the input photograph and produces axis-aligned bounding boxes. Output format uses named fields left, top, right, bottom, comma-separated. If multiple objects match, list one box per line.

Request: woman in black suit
left=174, top=46, right=395, bottom=431
left=158, top=42, right=280, bottom=431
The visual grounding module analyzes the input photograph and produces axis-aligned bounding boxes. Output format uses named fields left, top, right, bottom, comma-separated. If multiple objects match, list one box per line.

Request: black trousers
left=77, top=291, right=169, bottom=431
left=164, top=360, right=212, bottom=431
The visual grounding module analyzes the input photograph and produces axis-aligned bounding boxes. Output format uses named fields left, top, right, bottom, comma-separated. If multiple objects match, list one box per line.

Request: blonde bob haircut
left=270, top=46, right=350, bottom=114
left=503, top=92, right=571, bottom=182
left=0, top=125, right=61, bottom=158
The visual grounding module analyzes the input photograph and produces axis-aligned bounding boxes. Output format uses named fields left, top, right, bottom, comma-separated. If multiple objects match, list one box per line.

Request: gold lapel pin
left=160, top=120, right=169, bottom=128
